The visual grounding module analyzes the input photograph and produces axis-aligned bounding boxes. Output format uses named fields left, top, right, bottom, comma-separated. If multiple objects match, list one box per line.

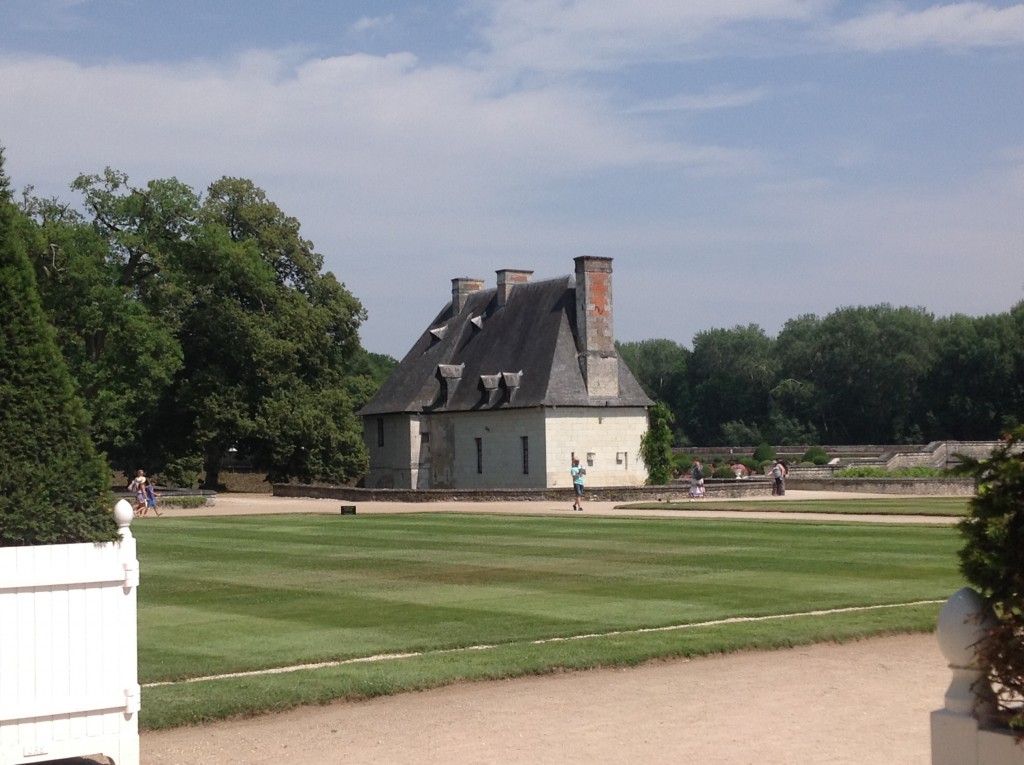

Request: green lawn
left=620, top=497, right=969, bottom=516
left=135, top=513, right=963, bottom=728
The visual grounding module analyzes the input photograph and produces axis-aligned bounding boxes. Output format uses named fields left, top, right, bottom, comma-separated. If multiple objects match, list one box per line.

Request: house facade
left=358, top=256, right=653, bottom=489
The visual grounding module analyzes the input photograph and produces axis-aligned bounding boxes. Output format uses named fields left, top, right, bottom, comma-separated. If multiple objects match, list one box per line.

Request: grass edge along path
left=147, top=598, right=941, bottom=686
left=618, top=497, right=968, bottom=516
left=140, top=601, right=943, bottom=730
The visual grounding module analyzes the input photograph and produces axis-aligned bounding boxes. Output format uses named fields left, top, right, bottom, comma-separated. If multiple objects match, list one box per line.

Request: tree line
left=6, top=145, right=1021, bottom=493
left=7, top=152, right=395, bottom=489
left=618, top=302, right=1024, bottom=447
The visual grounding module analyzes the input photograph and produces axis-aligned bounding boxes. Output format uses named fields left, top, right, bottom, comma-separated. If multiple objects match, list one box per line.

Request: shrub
left=162, top=454, right=203, bottom=489
left=834, top=466, right=947, bottom=478
left=955, top=427, right=1024, bottom=733
left=711, top=466, right=735, bottom=479
left=0, top=151, right=118, bottom=547
left=729, top=456, right=759, bottom=475
left=802, top=446, right=830, bottom=465
left=752, top=441, right=776, bottom=464
left=670, top=452, right=692, bottom=478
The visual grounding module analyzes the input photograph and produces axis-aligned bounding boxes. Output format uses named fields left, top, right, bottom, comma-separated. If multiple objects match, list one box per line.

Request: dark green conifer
left=0, top=147, right=118, bottom=546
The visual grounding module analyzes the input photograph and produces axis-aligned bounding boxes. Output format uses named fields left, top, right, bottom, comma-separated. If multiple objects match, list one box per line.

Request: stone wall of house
left=362, top=413, right=417, bottom=489
left=440, top=408, right=549, bottom=489
left=544, top=408, right=649, bottom=488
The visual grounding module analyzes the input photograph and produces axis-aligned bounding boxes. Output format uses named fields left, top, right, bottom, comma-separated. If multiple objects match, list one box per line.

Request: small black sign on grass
left=339, top=505, right=357, bottom=515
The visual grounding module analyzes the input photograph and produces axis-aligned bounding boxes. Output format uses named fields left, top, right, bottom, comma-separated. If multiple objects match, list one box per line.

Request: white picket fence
left=0, top=500, right=139, bottom=765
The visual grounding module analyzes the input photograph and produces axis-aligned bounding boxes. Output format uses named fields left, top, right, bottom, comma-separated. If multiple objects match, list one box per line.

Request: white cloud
left=626, top=86, right=771, bottom=113
left=349, top=14, right=396, bottom=35
left=832, top=3, right=1024, bottom=51
left=474, top=0, right=826, bottom=73
left=0, top=47, right=750, bottom=206
left=2, top=1, right=1023, bottom=355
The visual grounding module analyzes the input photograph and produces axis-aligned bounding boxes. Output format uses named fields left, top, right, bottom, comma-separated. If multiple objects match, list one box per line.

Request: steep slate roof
left=359, top=275, right=653, bottom=415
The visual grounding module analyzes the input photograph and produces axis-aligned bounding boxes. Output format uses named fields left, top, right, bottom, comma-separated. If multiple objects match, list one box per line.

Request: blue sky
left=2, top=1, right=1022, bottom=358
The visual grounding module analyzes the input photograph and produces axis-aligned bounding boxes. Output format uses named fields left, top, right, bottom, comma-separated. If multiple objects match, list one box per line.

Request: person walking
left=128, top=469, right=147, bottom=516
left=771, top=460, right=785, bottom=496
left=689, top=459, right=705, bottom=499
left=570, top=457, right=586, bottom=511
left=143, top=479, right=162, bottom=516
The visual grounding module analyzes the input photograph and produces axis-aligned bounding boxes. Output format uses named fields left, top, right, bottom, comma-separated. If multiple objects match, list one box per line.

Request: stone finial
left=936, top=587, right=997, bottom=717
left=113, top=498, right=134, bottom=539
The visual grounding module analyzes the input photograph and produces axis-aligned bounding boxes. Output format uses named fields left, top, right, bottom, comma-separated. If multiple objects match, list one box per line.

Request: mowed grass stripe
left=135, top=513, right=961, bottom=686
left=145, top=597, right=943, bottom=687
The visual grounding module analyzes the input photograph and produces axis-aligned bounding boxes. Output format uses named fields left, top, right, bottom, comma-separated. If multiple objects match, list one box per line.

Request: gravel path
left=138, top=633, right=946, bottom=764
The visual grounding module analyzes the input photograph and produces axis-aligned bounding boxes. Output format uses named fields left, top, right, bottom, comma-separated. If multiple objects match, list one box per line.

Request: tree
left=23, top=194, right=181, bottom=467
left=38, top=169, right=371, bottom=487
left=813, top=305, right=937, bottom=443
left=0, top=147, right=117, bottom=546
left=772, top=314, right=827, bottom=440
left=640, top=403, right=674, bottom=484
left=618, top=339, right=690, bottom=443
left=687, top=324, right=778, bottom=445
left=923, top=312, right=1022, bottom=439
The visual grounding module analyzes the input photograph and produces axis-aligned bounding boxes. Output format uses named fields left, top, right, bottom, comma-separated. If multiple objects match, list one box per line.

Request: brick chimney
left=574, top=255, right=618, bottom=398
left=495, top=269, right=533, bottom=307
left=451, top=277, right=485, bottom=314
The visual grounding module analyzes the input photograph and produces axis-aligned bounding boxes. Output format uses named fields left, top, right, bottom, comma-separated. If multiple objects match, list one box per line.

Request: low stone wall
left=274, top=478, right=776, bottom=503
left=787, top=477, right=975, bottom=496
left=274, top=476, right=975, bottom=502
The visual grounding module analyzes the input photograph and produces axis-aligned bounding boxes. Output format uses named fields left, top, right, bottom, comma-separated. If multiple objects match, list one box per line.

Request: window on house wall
left=377, top=418, right=384, bottom=447
left=521, top=436, right=529, bottom=474
left=475, top=437, right=483, bottom=474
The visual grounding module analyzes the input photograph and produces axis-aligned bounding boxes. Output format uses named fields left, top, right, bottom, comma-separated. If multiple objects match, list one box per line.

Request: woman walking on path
left=128, top=469, right=147, bottom=516
left=689, top=460, right=705, bottom=499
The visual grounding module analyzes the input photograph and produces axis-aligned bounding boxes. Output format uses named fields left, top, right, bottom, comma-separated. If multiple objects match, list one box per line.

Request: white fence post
left=0, top=499, right=140, bottom=765
left=931, top=587, right=1024, bottom=765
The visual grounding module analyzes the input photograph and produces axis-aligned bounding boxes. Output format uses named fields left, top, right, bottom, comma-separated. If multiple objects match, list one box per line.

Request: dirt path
left=125, top=493, right=952, bottom=764
left=164, top=490, right=958, bottom=525
left=140, top=633, right=946, bottom=764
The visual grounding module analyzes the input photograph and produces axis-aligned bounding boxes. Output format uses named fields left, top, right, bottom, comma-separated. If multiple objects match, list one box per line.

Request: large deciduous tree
left=687, top=324, right=778, bottom=445
left=923, top=311, right=1023, bottom=439
left=25, top=193, right=181, bottom=467
left=809, top=305, right=937, bottom=443
left=28, top=169, right=372, bottom=487
left=617, top=338, right=690, bottom=444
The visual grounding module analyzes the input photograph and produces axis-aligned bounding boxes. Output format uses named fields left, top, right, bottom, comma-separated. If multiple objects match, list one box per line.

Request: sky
left=1, top=0, right=1023, bottom=359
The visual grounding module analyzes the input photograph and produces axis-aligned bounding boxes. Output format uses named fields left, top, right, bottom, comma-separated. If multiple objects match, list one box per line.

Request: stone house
left=358, top=256, right=653, bottom=489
